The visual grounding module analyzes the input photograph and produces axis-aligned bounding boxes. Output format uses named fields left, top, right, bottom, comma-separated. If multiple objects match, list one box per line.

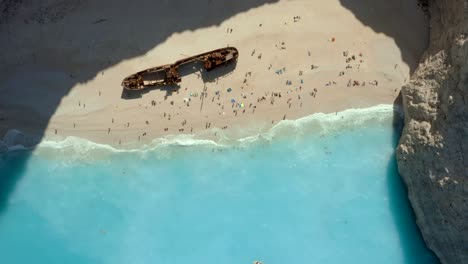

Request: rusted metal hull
left=121, top=47, right=239, bottom=90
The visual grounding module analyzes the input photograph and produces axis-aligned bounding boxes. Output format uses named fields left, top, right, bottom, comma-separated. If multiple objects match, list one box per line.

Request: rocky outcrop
left=0, top=129, right=37, bottom=152
left=3, top=129, right=32, bottom=147
left=0, top=140, right=8, bottom=153
left=397, top=1, right=467, bottom=264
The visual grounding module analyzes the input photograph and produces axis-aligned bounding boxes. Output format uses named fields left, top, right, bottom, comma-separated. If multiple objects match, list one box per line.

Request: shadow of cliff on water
left=385, top=102, right=440, bottom=264
left=337, top=0, right=434, bottom=261
left=0, top=0, right=278, bottom=216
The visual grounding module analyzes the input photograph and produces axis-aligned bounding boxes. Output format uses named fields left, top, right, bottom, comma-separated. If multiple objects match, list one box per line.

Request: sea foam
left=24, top=104, right=401, bottom=159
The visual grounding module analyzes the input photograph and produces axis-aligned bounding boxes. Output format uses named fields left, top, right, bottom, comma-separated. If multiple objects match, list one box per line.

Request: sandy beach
left=0, top=0, right=428, bottom=147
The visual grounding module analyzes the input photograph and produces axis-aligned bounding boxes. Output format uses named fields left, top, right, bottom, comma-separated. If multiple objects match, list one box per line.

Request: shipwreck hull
left=121, top=47, right=239, bottom=90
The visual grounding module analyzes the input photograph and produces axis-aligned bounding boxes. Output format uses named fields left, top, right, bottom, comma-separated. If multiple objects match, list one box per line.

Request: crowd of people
left=54, top=16, right=390, bottom=146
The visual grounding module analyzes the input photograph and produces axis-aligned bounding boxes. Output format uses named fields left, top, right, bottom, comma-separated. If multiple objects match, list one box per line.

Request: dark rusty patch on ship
left=121, top=47, right=239, bottom=90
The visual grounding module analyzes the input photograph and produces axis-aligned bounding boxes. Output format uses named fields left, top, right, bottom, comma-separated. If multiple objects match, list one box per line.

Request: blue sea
left=0, top=105, right=438, bottom=264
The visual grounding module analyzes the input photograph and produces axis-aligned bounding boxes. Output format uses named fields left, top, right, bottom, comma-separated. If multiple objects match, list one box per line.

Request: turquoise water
left=0, top=107, right=438, bottom=264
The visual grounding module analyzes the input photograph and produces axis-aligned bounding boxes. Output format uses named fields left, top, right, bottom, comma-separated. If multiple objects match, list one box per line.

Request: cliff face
left=397, top=0, right=467, bottom=264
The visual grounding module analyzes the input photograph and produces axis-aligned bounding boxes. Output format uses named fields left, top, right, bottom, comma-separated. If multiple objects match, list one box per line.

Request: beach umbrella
left=231, top=99, right=236, bottom=103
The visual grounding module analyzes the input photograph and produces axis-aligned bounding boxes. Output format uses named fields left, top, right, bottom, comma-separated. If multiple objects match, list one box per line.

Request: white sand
left=0, top=0, right=428, bottom=146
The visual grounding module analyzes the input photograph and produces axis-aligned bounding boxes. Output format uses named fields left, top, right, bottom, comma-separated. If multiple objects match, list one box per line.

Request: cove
left=0, top=107, right=438, bottom=264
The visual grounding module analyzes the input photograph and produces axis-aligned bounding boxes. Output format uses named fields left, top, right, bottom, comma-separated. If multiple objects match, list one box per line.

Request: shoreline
left=1, top=104, right=402, bottom=156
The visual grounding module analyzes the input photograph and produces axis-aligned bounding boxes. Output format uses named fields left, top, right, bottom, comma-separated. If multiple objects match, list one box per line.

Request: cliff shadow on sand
left=0, top=0, right=278, bottom=215
left=338, top=0, right=429, bottom=75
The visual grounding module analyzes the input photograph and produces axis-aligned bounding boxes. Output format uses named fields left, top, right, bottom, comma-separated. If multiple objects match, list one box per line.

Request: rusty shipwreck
left=121, top=47, right=239, bottom=90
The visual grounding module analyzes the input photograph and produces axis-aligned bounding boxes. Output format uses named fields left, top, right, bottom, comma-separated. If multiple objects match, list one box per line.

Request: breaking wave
left=3, top=104, right=402, bottom=160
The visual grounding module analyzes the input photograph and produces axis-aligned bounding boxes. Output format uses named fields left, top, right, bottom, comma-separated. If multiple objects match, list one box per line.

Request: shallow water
left=0, top=107, right=438, bottom=264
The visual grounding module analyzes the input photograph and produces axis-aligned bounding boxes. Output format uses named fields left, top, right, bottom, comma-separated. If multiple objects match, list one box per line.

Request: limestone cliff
left=397, top=0, right=467, bottom=264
